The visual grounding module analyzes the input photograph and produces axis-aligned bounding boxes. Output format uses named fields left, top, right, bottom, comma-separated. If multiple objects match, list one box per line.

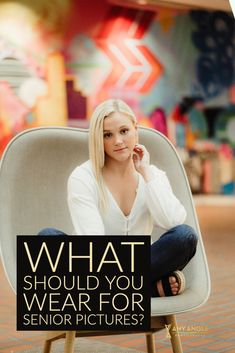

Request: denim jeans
left=38, top=224, right=198, bottom=297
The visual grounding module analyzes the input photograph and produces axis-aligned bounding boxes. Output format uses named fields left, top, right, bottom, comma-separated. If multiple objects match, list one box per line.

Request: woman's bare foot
left=169, top=276, right=179, bottom=295
left=155, top=271, right=185, bottom=297
left=156, top=276, right=179, bottom=296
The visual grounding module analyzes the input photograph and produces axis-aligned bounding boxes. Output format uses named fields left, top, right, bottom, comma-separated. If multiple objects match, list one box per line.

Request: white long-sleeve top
left=67, top=160, right=186, bottom=235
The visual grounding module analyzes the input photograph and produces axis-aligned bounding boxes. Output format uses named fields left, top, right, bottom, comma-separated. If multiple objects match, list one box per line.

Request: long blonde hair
left=88, top=99, right=137, bottom=211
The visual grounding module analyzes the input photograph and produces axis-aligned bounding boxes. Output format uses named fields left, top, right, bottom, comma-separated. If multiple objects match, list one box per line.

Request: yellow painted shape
left=35, top=53, right=68, bottom=126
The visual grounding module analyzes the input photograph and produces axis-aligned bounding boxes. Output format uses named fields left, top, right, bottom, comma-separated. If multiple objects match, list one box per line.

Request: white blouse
left=67, top=160, right=186, bottom=235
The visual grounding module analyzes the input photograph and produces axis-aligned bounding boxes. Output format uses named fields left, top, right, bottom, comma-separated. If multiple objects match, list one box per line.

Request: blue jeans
left=38, top=224, right=198, bottom=297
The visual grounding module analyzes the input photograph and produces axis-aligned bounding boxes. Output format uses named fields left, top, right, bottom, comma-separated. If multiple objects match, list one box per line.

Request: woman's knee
left=38, top=227, right=67, bottom=236
left=173, top=224, right=198, bottom=254
left=169, top=224, right=198, bottom=268
left=173, top=224, right=197, bottom=241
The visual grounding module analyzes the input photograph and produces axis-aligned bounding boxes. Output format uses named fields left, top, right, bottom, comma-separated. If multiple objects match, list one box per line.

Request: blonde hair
left=88, top=99, right=137, bottom=211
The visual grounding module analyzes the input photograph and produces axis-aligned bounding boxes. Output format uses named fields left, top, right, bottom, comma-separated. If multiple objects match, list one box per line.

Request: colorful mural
left=0, top=0, right=235, bottom=195
left=0, top=0, right=76, bottom=152
left=215, top=106, right=235, bottom=147
left=190, top=11, right=235, bottom=99
left=94, top=7, right=163, bottom=94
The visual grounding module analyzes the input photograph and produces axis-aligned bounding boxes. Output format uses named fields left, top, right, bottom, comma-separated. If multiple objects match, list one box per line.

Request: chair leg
left=64, top=331, right=76, bottom=353
left=165, top=315, right=183, bottom=353
left=43, top=332, right=53, bottom=353
left=43, top=340, right=52, bottom=353
left=146, top=332, right=156, bottom=353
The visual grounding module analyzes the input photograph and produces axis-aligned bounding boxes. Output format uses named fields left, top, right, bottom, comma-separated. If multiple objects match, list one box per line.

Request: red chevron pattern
left=94, top=7, right=163, bottom=93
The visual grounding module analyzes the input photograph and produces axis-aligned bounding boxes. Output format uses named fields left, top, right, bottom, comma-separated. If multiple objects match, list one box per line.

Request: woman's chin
left=106, top=153, right=132, bottom=163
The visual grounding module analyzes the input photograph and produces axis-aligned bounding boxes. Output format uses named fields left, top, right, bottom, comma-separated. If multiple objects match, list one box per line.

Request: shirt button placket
left=126, top=218, right=129, bottom=235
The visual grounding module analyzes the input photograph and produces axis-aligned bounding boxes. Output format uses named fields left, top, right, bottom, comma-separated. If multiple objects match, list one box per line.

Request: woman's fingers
left=134, top=144, right=145, bottom=158
left=133, top=144, right=150, bottom=170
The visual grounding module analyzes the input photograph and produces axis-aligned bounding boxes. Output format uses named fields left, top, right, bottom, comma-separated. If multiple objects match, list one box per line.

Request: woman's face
left=103, top=112, right=137, bottom=163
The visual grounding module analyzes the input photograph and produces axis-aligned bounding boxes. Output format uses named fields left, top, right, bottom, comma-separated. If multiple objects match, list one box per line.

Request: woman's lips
left=114, top=147, right=127, bottom=152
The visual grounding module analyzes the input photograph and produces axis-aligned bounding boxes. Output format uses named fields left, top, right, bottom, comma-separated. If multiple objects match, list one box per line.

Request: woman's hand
left=132, top=144, right=151, bottom=181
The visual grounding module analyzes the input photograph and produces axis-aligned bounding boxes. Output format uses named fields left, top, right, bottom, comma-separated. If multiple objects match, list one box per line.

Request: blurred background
left=0, top=0, right=235, bottom=352
left=0, top=0, right=234, bottom=197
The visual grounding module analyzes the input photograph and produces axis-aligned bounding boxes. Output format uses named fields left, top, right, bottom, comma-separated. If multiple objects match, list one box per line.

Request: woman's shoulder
left=67, top=160, right=99, bottom=200
left=69, top=160, right=95, bottom=181
left=149, top=164, right=166, bottom=176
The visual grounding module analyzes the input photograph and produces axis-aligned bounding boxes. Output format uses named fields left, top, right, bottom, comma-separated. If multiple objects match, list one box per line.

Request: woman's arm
left=133, top=144, right=186, bottom=229
left=144, top=166, right=187, bottom=229
left=67, top=172, right=105, bottom=235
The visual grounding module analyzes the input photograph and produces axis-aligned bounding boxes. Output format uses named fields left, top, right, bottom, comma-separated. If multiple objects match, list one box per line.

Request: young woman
left=39, top=99, right=198, bottom=297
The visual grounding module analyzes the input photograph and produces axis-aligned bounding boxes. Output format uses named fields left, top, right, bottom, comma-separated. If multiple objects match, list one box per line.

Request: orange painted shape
left=137, top=45, right=163, bottom=93
left=138, top=118, right=154, bottom=128
left=97, top=42, right=126, bottom=88
left=124, top=71, right=144, bottom=87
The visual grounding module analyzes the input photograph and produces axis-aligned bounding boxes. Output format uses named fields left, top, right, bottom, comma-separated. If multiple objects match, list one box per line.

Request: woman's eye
left=121, top=128, right=129, bottom=134
left=104, top=132, right=112, bottom=139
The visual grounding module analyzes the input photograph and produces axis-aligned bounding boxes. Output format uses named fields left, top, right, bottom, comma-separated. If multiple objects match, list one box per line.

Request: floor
left=1, top=203, right=235, bottom=353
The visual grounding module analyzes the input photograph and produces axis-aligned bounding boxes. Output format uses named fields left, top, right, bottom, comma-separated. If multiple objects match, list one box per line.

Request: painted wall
left=0, top=0, right=234, bottom=155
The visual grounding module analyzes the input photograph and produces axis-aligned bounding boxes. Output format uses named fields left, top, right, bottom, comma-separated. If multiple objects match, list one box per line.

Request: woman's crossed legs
left=38, top=224, right=198, bottom=297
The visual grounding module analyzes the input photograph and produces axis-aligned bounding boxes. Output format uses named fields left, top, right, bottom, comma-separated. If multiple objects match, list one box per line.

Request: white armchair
left=0, top=126, right=210, bottom=353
